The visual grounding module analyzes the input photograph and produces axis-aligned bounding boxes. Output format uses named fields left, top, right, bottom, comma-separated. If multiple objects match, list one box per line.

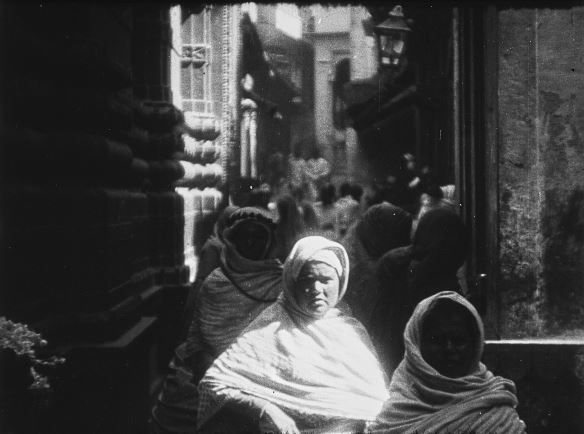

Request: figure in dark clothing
left=350, top=183, right=364, bottom=205
left=182, top=205, right=239, bottom=338
left=248, top=184, right=272, bottom=210
left=336, top=183, right=361, bottom=238
left=313, top=183, right=338, bottom=239
left=274, top=194, right=304, bottom=261
left=341, top=203, right=412, bottom=327
left=394, top=153, right=423, bottom=214
left=151, top=207, right=282, bottom=434
left=299, top=201, right=319, bottom=233
left=370, top=208, right=467, bottom=378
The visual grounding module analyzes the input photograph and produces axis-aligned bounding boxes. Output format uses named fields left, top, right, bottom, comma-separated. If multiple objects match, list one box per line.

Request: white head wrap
left=282, top=236, right=349, bottom=320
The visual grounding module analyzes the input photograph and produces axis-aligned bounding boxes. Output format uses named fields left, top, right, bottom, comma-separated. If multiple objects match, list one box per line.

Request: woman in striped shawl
left=150, top=207, right=283, bottom=434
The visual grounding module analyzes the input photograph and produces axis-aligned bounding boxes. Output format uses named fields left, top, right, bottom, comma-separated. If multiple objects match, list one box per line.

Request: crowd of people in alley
left=150, top=152, right=526, bottom=433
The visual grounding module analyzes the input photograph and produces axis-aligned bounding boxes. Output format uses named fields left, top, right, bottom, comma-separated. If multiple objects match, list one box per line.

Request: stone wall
left=1, top=4, right=189, bottom=432
left=497, top=7, right=584, bottom=338
left=485, top=342, right=584, bottom=433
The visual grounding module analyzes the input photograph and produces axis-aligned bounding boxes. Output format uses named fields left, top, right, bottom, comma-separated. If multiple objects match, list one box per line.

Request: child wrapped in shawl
left=197, top=236, right=389, bottom=434
left=370, top=291, right=526, bottom=433
left=151, top=207, right=283, bottom=434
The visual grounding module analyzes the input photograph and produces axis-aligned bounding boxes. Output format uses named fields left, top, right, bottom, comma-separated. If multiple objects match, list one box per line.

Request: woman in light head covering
left=341, top=203, right=412, bottom=327
left=197, top=236, right=389, bottom=434
left=371, top=291, right=526, bottom=434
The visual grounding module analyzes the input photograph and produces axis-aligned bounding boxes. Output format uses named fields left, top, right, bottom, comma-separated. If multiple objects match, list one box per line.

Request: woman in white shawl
left=197, top=236, right=389, bottom=434
left=370, top=291, right=526, bottom=434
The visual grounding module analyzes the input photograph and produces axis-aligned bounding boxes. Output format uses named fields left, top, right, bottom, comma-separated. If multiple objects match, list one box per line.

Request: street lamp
left=374, top=5, right=412, bottom=71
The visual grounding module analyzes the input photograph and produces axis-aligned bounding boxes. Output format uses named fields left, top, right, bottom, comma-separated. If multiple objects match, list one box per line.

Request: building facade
left=304, top=5, right=378, bottom=186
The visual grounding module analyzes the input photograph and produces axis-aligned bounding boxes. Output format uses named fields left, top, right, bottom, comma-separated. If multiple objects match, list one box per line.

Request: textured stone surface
left=484, top=344, right=584, bottom=434
left=498, top=9, right=545, bottom=337
left=497, top=8, right=584, bottom=337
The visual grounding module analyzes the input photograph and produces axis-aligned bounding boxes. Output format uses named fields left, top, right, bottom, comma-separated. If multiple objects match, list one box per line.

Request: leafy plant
left=0, top=317, right=65, bottom=389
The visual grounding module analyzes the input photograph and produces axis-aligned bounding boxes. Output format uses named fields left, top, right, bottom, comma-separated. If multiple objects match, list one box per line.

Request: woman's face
left=294, top=261, right=340, bottom=318
left=421, top=310, right=476, bottom=378
left=232, top=221, right=271, bottom=260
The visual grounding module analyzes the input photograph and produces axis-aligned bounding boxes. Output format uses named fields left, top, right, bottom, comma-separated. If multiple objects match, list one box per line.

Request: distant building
left=243, top=4, right=315, bottom=182
left=303, top=5, right=377, bottom=186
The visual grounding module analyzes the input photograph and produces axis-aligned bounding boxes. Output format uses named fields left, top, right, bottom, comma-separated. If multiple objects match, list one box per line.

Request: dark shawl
left=341, top=203, right=412, bottom=326
left=355, top=203, right=412, bottom=258
left=371, top=208, right=467, bottom=378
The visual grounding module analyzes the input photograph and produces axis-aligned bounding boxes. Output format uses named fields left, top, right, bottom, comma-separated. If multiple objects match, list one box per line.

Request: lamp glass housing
left=374, top=5, right=411, bottom=70
left=379, top=32, right=407, bottom=66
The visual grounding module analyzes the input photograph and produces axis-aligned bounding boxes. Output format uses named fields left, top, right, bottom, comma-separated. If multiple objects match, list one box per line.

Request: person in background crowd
left=197, top=236, right=389, bottom=434
left=412, top=178, right=458, bottom=236
left=370, top=208, right=467, bottom=378
left=265, top=152, right=287, bottom=197
left=288, top=147, right=307, bottom=196
left=441, top=184, right=456, bottom=204
left=350, top=183, right=364, bottom=211
left=289, top=185, right=306, bottom=204
left=411, top=181, right=468, bottom=295
left=233, top=177, right=261, bottom=207
left=274, top=194, right=305, bottom=261
left=370, top=291, right=525, bottom=434
left=341, top=203, right=412, bottom=328
left=150, top=208, right=283, bottom=434
left=297, top=200, right=318, bottom=234
left=394, top=153, right=423, bottom=214
left=364, top=181, right=387, bottom=210
left=383, top=173, right=396, bottom=203
left=313, top=183, right=338, bottom=240
left=247, top=183, right=272, bottom=210
left=304, top=147, right=331, bottom=202
left=182, top=205, right=239, bottom=337
left=335, top=182, right=361, bottom=239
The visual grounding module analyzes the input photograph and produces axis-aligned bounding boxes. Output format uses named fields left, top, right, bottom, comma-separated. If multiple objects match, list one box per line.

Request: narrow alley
left=1, top=2, right=583, bottom=433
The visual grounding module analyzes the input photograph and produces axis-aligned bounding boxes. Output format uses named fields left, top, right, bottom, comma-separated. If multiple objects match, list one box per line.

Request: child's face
left=421, top=312, right=475, bottom=378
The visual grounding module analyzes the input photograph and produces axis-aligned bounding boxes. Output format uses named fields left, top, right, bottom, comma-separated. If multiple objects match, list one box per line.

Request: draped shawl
left=153, top=211, right=282, bottom=434
left=187, top=238, right=283, bottom=359
left=197, top=236, right=389, bottom=430
left=371, top=291, right=525, bottom=434
left=409, top=209, right=466, bottom=299
left=193, top=205, right=239, bottom=284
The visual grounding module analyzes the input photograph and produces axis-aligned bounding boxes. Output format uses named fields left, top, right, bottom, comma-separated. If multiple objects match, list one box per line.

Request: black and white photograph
left=0, top=1, right=583, bottom=433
